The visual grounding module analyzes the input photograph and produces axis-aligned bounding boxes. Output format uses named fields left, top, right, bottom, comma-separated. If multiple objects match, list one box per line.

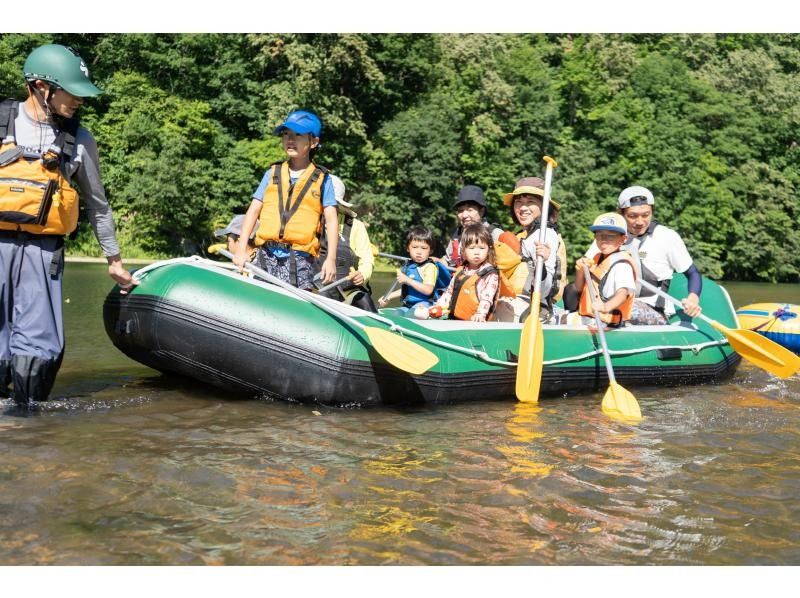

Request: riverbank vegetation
left=2, top=33, right=798, bottom=281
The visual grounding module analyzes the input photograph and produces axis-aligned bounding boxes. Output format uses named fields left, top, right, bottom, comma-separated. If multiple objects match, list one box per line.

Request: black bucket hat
left=452, top=184, right=487, bottom=210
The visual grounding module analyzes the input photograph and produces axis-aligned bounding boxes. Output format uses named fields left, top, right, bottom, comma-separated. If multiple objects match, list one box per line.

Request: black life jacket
left=316, top=212, right=362, bottom=293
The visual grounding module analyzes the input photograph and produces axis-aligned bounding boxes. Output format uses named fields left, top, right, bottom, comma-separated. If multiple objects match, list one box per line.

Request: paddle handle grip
left=583, top=264, right=617, bottom=384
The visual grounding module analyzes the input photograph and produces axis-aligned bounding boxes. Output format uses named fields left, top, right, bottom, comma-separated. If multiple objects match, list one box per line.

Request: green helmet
left=23, top=44, right=102, bottom=97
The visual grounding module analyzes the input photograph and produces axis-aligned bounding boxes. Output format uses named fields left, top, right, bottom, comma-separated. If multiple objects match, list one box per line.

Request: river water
left=1, top=264, right=799, bottom=566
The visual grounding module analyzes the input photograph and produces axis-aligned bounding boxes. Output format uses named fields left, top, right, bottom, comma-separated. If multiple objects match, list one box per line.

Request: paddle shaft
left=377, top=251, right=410, bottom=262
left=637, top=279, right=715, bottom=326
left=380, top=278, right=401, bottom=303
left=217, top=248, right=369, bottom=334
left=316, top=272, right=355, bottom=294
left=530, top=157, right=557, bottom=305
left=377, top=251, right=456, bottom=272
left=582, top=264, right=617, bottom=384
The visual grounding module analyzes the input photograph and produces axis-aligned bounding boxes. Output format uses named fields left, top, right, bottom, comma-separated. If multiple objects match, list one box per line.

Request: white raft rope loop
left=131, top=256, right=732, bottom=368
left=379, top=323, right=730, bottom=368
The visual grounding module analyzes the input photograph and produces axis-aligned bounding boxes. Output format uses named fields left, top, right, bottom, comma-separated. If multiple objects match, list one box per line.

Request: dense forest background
left=2, top=33, right=799, bottom=281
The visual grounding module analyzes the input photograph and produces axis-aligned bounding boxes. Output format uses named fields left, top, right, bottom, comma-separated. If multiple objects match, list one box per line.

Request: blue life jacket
left=400, top=260, right=451, bottom=307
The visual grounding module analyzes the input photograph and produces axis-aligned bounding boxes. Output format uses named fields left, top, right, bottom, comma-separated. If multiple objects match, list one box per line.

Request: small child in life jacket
left=215, top=214, right=258, bottom=262
left=573, top=212, right=637, bottom=328
left=378, top=226, right=440, bottom=316
left=434, top=223, right=499, bottom=322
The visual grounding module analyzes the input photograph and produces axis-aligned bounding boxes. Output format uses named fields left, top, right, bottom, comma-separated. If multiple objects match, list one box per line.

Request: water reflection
left=499, top=403, right=554, bottom=478
left=1, top=265, right=799, bottom=565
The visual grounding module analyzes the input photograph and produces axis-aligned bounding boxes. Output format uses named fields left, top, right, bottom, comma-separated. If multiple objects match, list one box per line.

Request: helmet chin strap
left=27, top=80, right=57, bottom=123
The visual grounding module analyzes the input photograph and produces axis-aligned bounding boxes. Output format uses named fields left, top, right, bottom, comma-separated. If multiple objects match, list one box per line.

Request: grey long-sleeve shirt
left=4, top=102, right=120, bottom=256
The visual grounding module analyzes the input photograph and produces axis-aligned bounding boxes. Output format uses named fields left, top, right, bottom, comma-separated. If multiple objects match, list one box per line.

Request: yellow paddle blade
left=363, top=326, right=438, bottom=375
left=710, top=321, right=800, bottom=379
left=516, top=301, right=543, bottom=403
left=601, top=381, right=642, bottom=423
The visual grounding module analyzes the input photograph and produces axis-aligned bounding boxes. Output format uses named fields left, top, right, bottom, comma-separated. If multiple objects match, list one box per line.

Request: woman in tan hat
left=494, top=177, right=567, bottom=323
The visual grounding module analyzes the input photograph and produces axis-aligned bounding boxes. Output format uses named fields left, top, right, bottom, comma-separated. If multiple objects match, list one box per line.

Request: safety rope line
left=140, top=256, right=732, bottom=368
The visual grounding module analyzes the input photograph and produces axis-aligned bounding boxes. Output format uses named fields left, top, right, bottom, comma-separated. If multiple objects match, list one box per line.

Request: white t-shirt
left=596, top=254, right=636, bottom=302
left=586, top=223, right=693, bottom=314
left=520, top=226, right=559, bottom=298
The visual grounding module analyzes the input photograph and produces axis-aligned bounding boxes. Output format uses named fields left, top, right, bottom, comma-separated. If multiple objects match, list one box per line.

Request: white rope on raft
left=376, top=323, right=731, bottom=368
left=135, top=257, right=732, bottom=368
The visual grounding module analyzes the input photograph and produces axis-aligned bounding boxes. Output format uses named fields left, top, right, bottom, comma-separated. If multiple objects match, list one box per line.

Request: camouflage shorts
left=630, top=299, right=669, bottom=325
left=255, top=248, right=316, bottom=290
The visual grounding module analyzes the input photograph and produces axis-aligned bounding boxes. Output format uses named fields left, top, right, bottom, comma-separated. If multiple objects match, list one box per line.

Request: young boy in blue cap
left=233, top=109, right=338, bottom=290
left=574, top=212, right=637, bottom=327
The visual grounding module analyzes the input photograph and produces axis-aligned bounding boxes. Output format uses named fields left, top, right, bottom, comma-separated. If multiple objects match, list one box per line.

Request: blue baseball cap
left=274, top=110, right=322, bottom=137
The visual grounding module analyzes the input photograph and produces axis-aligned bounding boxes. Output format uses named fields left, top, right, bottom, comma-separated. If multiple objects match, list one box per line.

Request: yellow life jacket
left=579, top=250, right=637, bottom=327
left=448, top=264, right=499, bottom=321
left=0, top=100, right=80, bottom=236
left=255, top=161, right=328, bottom=256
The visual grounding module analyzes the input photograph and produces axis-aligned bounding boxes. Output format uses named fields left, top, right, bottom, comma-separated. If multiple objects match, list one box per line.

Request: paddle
left=315, top=268, right=356, bottom=294
left=515, top=156, right=557, bottom=403
left=379, top=276, right=401, bottom=305
left=376, top=250, right=457, bottom=272
left=376, top=250, right=411, bottom=262
left=209, top=246, right=438, bottom=376
left=638, top=279, right=800, bottom=379
left=582, top=264, right=643, bottom=422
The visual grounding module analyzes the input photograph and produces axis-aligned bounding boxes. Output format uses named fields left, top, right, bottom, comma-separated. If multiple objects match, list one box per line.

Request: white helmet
left=618, top=186, right=655, bottom=209
left=329, top=174, right=356, bottom=214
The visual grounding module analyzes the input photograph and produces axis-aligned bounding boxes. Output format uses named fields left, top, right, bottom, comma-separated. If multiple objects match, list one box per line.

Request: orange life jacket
left=448, top=264, right=499, bottom=321
left=579, top=250, right=637, bottom=326
left=0, top=100, right=80, bottom=235
left=495, top=231, right=525, bottom=298
left=255, top=161, right=328, bottom=256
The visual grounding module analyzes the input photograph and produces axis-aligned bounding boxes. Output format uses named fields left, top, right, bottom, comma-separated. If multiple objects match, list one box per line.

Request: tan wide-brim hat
left=502, top=176, right=561, bottom=209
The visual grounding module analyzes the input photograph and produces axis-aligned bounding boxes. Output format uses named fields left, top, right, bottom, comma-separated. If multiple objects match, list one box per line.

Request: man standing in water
left=0, top=43, right=138, bottom=409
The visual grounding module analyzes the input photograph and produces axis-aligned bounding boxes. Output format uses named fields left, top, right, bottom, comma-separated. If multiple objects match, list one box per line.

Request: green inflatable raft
left=103, top=257, right=741, bottom=406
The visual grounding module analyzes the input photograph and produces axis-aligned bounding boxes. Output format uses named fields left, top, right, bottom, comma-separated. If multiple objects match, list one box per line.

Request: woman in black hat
left=442, top=184, right=502, bottom=268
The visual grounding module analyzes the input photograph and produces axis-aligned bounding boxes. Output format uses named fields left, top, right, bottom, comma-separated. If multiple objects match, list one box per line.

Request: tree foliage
left=1, top=33, right=797, bottom=280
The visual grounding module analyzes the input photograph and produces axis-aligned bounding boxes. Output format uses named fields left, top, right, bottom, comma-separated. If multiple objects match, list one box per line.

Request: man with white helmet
left=607, top=185, right=702, bottom=324
left=314, top=174, right=377, bottom=312
left=0, top=43, right=138, bottom=408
